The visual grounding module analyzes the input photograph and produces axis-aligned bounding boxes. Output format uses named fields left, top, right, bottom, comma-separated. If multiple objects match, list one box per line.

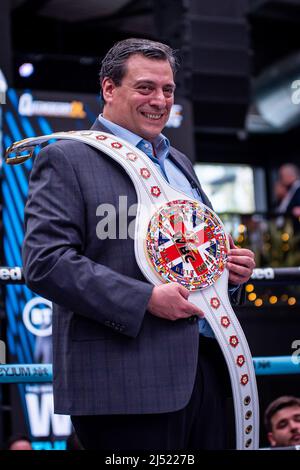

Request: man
left=277, top=163, right=300, bottom=234
left=6, top=434, right=32, bottom=450
left=22, top=38, right=255, bottom=450
left=264, top=396, right=300, bottom=447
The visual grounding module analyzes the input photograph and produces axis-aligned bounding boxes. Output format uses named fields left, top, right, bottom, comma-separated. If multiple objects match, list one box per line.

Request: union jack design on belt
left=146, top=200, right=228, bottom=290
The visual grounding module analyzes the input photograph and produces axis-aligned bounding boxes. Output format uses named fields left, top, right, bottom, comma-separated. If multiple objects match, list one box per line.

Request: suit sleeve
left=22, top=144, right=153, bottom=338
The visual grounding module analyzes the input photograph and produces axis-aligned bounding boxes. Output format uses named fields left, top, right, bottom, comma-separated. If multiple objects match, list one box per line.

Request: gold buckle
left=5, top=141, right=35, bottom=165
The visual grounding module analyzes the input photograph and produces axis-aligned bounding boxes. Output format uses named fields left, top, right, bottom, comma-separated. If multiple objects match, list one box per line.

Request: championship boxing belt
left=6, top=130, right=259, bottom=450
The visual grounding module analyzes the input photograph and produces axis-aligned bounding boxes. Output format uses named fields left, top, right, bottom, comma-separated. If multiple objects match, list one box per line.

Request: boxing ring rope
left=0, top=356, right=299, bottom=385
left=2, top=266, right=300, bottom=285
left=1, top=265, right=299, bottom=383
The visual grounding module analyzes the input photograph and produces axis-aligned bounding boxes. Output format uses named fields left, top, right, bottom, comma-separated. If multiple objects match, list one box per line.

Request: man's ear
left=102, top=78, right=116, bottom=103
left=267, top=431, right=277, bottom=447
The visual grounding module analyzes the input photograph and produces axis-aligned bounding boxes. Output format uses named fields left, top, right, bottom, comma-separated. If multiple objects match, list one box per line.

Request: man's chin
left=140, top=127, right=165, bottom=142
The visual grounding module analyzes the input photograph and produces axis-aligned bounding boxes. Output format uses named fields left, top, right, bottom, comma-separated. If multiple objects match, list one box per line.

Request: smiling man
left=23, top=38, right=255, bottom=450
left=265, top=396, right=300, bottom=447
left=102, top=54, right=175, bottom=141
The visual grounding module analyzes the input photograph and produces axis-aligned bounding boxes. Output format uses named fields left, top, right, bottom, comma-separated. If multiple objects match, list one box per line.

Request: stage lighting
left=19, top=63, right=34, bottom=78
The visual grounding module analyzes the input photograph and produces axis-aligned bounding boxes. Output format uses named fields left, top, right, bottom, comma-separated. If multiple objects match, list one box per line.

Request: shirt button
left=144, top=143, right=149, bottom=148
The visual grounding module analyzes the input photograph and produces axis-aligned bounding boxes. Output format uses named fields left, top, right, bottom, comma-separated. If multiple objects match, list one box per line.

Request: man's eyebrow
left=134, top=80, right=176, bottom=88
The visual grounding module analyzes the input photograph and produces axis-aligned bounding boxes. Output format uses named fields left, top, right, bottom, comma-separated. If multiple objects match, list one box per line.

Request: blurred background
left=0, top=0, right=300, bottom=450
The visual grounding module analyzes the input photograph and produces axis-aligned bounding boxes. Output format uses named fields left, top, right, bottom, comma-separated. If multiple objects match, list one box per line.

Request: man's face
left=102, top=54, right=175, bottom=142
left=279, top=166, right=297, bottom=187
left=268, top=405, right=300, bottom=447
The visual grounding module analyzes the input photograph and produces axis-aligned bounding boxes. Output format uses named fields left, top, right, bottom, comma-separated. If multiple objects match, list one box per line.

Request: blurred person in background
left=276, top=163, right=300, bottom=233
left=264, top=396, right=300, bottom=448
left=273, top=180, right=288, bottom=209
left=5, top=433, right=32, bottom=450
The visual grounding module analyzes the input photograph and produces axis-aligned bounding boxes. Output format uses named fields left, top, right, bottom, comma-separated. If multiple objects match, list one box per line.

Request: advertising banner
left=2, top=89, right=99, bottom=449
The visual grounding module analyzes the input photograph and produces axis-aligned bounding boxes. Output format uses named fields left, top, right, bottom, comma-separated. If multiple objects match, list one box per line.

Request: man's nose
left=149, top=89, right=167, bottom=107
left=289, top=420, right=300, bottom=432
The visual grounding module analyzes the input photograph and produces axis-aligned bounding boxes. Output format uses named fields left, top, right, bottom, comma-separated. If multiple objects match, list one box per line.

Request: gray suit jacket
left=22, top=120, right=242, bottom=415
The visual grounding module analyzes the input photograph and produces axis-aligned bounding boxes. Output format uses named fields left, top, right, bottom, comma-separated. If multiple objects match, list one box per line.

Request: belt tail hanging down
left=6, top=130, right=260, bottom=450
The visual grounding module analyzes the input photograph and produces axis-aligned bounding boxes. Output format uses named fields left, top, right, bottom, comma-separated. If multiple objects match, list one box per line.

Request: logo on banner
left=291, top=339, right=300, bottom=365
left=166, top=104, right=183, bottom=128
left=0, top=340, right=5, bottom=364
left=251, top=268, right=274, bottom=280
left=0, top=68, right=7, bottom=104
left=25, top=385, right=71, bottom=438
left=18, top=93, right=86, bottom=118
left=23, top=297, right=52, bottom=337
left=0, top=266, right=22, bottom=281
left=291, top=80, right=300, bottom=105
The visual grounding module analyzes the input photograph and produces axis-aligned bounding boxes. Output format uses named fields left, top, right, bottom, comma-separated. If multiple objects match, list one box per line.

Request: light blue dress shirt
left=98, top=114, right=214, bottom=337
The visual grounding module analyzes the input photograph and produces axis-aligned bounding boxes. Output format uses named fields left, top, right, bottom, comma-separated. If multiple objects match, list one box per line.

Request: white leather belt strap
left=6, top=130, right=260, bottom=449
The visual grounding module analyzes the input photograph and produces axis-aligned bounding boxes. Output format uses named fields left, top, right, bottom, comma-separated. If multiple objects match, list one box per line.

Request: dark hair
left=264, top=396, right=300, bottom=432
left=99, top=38, right=179, bottom=100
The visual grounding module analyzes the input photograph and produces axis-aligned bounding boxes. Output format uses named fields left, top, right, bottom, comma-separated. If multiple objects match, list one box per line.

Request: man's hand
left=147, top=283, right=204, bottom=321
left=227, top=235, right=256, bottom=285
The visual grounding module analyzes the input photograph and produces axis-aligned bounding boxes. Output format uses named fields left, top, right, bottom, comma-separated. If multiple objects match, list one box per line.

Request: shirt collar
left=98, top=114, right=170, bottom=155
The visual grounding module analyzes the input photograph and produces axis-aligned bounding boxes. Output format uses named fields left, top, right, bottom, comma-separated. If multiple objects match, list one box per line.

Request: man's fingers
left=227, top=261, right=252, bottom=276
left=227, top=244, right=256, bottom=285
left=178, top=284, right=190, bottom=300
left=177, top=285, right=204, bottom=317
left=228, top=233, right=237, bottom=249
left=229, top=272, right=244, bottom=284
left=182, top=299, right=204, bottom=318
left=229, top=248, right=255, bottom=259
left=228, top=255, right=256, bottom=268
left=148, top=282, right=205, bottom=321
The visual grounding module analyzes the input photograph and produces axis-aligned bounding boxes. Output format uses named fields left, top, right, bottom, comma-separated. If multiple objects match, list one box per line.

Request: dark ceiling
left=9, top=0, right=300, bottom=92
left=11, top=0, right=156, bottom=93
left=3, top=0, right=300, bottom=167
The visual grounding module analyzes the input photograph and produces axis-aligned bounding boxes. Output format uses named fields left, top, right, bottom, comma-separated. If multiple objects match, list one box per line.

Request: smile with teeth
left=142, top=112, right=164, bottom=120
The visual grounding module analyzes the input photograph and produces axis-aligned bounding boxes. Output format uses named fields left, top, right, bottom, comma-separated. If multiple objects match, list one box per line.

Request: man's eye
left=138, top=86, right=152, bottom=93
left=278, top=421, right=287, bottom=429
